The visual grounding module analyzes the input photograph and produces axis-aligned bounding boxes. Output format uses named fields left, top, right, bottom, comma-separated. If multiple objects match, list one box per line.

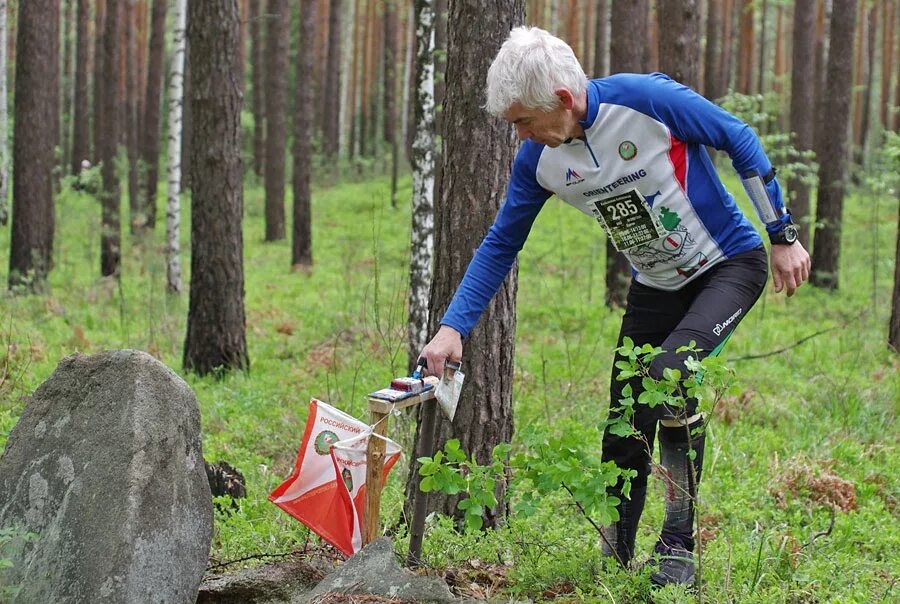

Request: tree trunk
left=720, top=0, right=735, bottom=94
left=405, top=0, right=524, bottom=530
left=71, top=0, right=90, bottom=175
left=593, top=0, right=608, bottom=77
left=323, top=0, right=342, bottom=160
left=0, top=0, right=9, bottom=226
left=757, top=0, right=767, bottom=95
left=263, top=0, right=289, bottom=241
left=890, top=199, right=900, bottom=351
left=854, top=5, right=876, bottom=172
left=99, top=0, right=120, bottom=277
left=61, top=0, right=74, bottom=173
left=406, top=0, right=435, bottom=371
left=180, top=31, right=192, bottom=190
left=606, top=0, right=646, bottom=307
left=183, top=0, right=249, bottom=375
left=881, top=0, right=895, bottom=131
left=292, top=0, right=316, bottom=267
left=384, top=0, right=399, bottom=206
left=138, top=0, right=166, bottom=230
left=703, top=0, right=722, bottom=100
left=9, top=0, right=58, bottom=291
left=737, top=0, right=754, bottom=94
left=789, top=0, right=816, bottom=248
left=93, top=0, right=106, bottom=164
left=813, top=0, right=831, bottom=147
left=656, top=0, right=700, bottom=89
left=433, top=0, right=447, bottom=206
left=811, top=0, right=857, bottom=290
left=165, top=0, right=186, bottom=294
left=250, top=0, right=265, bottom=177
left=125, top=1, right=140, bottom=233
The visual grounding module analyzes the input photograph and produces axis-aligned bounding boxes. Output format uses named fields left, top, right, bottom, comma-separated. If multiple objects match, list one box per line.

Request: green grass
left=1, top=166, right=897, bottom=603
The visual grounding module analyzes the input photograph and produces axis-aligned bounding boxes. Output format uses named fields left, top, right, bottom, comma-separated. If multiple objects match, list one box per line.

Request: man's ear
left=554, top=88, right=575, bottom=110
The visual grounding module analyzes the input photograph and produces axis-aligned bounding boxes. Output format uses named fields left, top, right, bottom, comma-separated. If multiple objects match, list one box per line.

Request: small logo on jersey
left=618, top=140, right=637, bottom=161
left=565, top=168, right=584, bottom=186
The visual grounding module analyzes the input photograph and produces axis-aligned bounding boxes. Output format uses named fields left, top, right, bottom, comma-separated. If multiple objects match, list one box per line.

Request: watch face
left=784, top=224, right=798, bottom=243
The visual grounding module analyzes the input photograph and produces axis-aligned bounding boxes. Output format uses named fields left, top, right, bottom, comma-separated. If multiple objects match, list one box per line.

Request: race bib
left=587, top=189, right=667, bottom=251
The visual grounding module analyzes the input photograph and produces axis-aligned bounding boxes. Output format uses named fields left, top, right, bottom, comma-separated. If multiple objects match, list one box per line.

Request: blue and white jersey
left=442, top=73, right=782, bottom=338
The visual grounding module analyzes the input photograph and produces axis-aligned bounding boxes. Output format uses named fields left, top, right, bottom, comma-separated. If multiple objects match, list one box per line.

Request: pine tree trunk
left=139, top=0, right=166, bottom=230
left=383, top=0, right=398, bottom=206
left=811, top=0, right=857, bottom=290
left=757, top=0, right=768, bottom=95
left=9, top=0, right=58, bottom=291
left=93, top=0, right=106, bottom=164
left=855, top=5, right=876, bottom=171
left=323, top=0, right=342, bottom=160
left=593, top=0, right=608, bottom=77
left=789, top=0, right=816, bottom=248
left=720, top=0, right=735, bottom=94
left=264, top=0, right=289, bottom=241
left=166, top=0, right=186, bottom=294
left=99, top=0, right=121, bottom=277
left=737, top=0, right=754, bottom=94
left=657, top=0, right=700, bottom=88
left=406, top=0, right=434, bottom=370
left=890, top=201, right=900, bottom=351
left=703, top=0, right=722, bottom=100
left=606, top=0, right=646, bottom=307
left=250, top=0, right=265, bottom=177
left=125, top=1, right=141, bottom=232
left=183, top=0, right=249, bottom=375
left=406, top=0, right=525, bottom=530
left=71, top=0, right=90, bottom=175
left=61, top=0, right=74, bottom=173
left=292, top=0, right=315, bottom=267
left=0, top=0, right=9, bottom=226
left=880, top=1, right=895, bottom=131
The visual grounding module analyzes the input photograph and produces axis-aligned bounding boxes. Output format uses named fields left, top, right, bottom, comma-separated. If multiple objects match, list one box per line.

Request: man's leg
left=601, top=282, right=694, bottom=566
left=648, top=247, right=768, bottom=584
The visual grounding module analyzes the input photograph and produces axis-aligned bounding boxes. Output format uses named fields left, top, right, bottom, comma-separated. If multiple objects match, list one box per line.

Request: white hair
left=485, top=26, right=587, bottom=116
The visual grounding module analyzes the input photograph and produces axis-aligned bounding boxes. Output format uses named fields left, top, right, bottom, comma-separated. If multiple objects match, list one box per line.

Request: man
left=419, top=27, right=810, bottom=586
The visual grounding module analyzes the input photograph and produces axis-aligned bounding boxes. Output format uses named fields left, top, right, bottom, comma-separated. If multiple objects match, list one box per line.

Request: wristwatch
left=769, top=222, right=799, bottom=245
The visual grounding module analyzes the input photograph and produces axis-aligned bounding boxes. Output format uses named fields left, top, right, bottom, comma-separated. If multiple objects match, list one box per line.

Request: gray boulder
left=0, top=350, right=213, bottom=603
left=303, top=538, right=455, bottom=603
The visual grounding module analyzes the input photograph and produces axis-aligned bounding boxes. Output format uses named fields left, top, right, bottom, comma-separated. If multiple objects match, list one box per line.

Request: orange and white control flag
left=269, top=399, right=401, bottom=556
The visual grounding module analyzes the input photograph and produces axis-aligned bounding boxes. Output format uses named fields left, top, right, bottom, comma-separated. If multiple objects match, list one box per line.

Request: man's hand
left=420, top=325, right=463, bottom=376
left=771, top=242, right=810, bottom=297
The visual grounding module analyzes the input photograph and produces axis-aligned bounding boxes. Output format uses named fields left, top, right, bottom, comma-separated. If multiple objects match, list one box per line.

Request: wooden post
left=363, top=408, right=388, bottom=545
left=362, top=375, right=439, bottom=547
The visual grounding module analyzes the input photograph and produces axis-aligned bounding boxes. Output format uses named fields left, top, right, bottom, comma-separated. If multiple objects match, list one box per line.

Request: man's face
left=502, top=99, right=572, bottom=147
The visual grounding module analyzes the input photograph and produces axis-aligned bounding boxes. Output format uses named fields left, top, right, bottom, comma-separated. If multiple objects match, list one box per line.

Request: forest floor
left=1, top=169, right=897, bottom=603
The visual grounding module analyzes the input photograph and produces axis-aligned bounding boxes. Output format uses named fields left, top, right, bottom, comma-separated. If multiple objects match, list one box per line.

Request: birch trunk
left=406, top=0, right=434, bottom=371
left=166, top=0, right=187, bottom=294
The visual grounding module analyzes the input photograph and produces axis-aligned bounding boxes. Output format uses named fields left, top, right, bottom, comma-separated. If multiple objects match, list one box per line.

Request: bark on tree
left=264, top=0, right=289, bottom=241
left=433, top=0, right=447, bottom=204
left=0, top=0, right=9, bottom=226
left=592, top=0, right=608, bottom=77
left=789, top=0, right=816, bottom=248
left=99, top=0, right=121, bottom=277
left=656, top=0, right=700, bottom=89
left=606, top=0, right=646, bottom=307
left=93, top=0, right=106, bottom=164
left=854, top=5, right=876, bottom=171
left=384, top=0, right=399, bottom=207
left=166, top=0, right=186, bottom=294
left=61, top=0, right=75, bottom=173
left=323, top=0, right=342, bottom=159
left=405, top=0, right=525, bottom=530
left=406, top=0, right=435, bottom=371
left=125, top=1, right=140, bottom=232
left=250, top=0, right=265, bottom=177
left=9, top=0, right=59, bottom=291
left=183, top=0, right=249, bottom=375
left=139, top=0, right=166, bottom=230
left=703, top=0, right=722, bottom=100
left=292, top=0, right=316, bottom=267
left=71, top=0, right=90, bottom=175
left=811, top=0, right=857, bottom=290
left=881, top=0, right=895, bottom=131
left=890, top=201, right=900, bottom=351
left=720, top=0, right=735, bottom=94
left=737, top=0, right=754, bottom=94
left=757, top=0, right=768, bottom=95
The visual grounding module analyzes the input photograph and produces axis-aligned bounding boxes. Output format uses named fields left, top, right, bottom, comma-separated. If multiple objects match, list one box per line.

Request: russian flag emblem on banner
left=269, top=399, right=401, bottom=556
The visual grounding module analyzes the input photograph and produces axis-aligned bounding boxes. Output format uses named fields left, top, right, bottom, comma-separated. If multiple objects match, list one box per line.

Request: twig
left=731, top=326, right=838, bottom=361
left=205, top=543, right=342, bottom=573
left=802, top=504, right=836, bottom=549
left=560, top=482, right=624, bottom=567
